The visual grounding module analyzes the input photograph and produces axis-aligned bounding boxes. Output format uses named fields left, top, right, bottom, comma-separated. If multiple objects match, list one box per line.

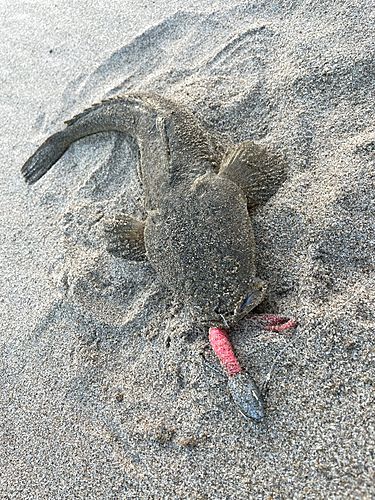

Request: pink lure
left=208, top=315, right=297, bottom=421
left=208, top=327, right=242, bottom=377
left=209, top=326, right=264, bottom=421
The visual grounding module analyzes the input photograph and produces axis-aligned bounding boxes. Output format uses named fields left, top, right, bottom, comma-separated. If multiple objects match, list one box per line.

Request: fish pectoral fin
left=103, top=214, right=146, bottom=261
left=218, top=141, right=287, bottom=210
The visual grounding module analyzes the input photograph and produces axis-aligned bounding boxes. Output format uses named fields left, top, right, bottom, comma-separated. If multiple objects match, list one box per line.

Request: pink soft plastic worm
left=208, top=327, right=243, bottom=377
left=252, top=314, right=298, bottom=332
left=208, top=316, right=297, bottom=421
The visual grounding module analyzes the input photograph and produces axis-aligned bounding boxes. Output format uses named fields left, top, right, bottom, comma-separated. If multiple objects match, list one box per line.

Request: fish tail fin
left=21, top=95, right=145, bottom=184
left=21, top=131, right=70, bottom=184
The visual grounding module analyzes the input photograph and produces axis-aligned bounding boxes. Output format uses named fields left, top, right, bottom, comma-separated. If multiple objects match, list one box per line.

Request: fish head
left=211, top=277, right=267, bottom=326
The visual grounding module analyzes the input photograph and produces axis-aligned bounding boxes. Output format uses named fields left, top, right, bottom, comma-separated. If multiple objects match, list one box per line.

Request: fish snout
left=233, top=278, right=267, bottom=319
left=211, top=278, right=267, bottom=326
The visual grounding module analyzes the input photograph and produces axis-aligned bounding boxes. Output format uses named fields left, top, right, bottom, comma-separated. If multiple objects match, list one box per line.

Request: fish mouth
left=237, top=292, right=256, bottom=313
left=234, top=279, right=268, bottom=317
left=212, top=298, right=252, bottom=327
left=213, top=292, right=254, bottom=317
left=211, top=280, right=267, bottom=325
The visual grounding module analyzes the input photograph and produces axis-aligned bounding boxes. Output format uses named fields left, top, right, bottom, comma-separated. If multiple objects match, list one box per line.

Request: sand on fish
left=1, top=0, right=374, bottom=498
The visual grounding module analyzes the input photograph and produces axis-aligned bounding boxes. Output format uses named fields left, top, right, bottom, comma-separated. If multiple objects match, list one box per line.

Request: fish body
left=22, top=93, right=281, bottom=325
left=22, top=92, right=287, bottom=420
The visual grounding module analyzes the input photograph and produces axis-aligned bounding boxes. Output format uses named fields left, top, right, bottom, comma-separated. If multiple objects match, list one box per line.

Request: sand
left=1, top=0, right=374, bottom=498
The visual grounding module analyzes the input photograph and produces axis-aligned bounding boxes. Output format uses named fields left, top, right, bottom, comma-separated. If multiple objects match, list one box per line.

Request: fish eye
left=239, top=293, right=253, bottom=311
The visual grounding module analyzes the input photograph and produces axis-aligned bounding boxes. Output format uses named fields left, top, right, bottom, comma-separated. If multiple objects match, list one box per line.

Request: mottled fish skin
left=22, top=93, right=275, bottom=325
